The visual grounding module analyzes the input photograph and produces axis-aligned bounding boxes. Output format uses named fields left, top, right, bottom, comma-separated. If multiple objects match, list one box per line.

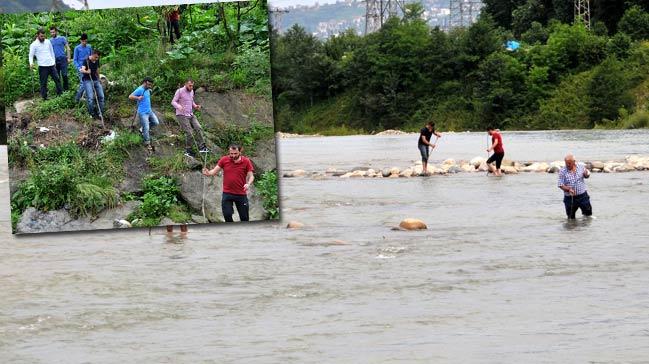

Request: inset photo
left=2, top=1, right=278, bottom=234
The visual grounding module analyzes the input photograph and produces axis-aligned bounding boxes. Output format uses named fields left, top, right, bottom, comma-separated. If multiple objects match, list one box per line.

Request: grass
left=168, top=204, right=192, bottom=223
left=148, top=152, right=191, bottom=175
left=620, top=110, right=649, bottom=129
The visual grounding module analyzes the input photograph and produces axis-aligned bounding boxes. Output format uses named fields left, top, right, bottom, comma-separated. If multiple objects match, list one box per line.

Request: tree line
left=271, top=1, right=649, bottom=133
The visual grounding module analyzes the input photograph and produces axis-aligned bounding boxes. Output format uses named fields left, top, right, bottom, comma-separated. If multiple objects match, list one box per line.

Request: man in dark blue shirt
left=49, top=26, right=70, bottom=90
left=73, top=33, right=92, bottom=102
left=80, top=50, right=104, bottom=119
left=417, top=122, right=442, bottom=175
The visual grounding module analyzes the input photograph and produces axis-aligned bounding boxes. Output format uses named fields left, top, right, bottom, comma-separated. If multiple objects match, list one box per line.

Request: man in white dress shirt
left=28, top=28, right=63, bottom=100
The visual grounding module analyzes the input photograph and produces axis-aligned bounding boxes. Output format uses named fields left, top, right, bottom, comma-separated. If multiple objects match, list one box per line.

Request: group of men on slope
left=28, top=27, right=253, bottom=224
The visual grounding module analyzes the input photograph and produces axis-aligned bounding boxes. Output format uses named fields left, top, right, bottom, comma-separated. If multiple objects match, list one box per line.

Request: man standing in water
left=29, top=28, right=63, bottom=100
left=202, top=144, right=254, bottom=222
left=558, top=154, right=592, bottom=219
left=418, top=121, right=442, bottom=175
left=486, top=127, right=505, bottom=176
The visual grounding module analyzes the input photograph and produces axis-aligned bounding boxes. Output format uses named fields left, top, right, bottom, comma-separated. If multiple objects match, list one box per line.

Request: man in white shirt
left=28, top=28, right=63, bottom=100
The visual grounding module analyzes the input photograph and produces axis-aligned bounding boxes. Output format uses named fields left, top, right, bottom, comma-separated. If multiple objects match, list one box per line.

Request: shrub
left=127, top=176, right=181, bottom=227
left=255, top=170, right=279, bottom=219
left=621, top=110, right=649, bottom=129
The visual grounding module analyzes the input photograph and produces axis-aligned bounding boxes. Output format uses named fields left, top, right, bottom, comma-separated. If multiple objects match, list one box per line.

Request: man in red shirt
left=202, top=144, right=255, bottom=222
left=166, top=7, right=181, bottom=44
left=486, top=127, right=505, bottom=176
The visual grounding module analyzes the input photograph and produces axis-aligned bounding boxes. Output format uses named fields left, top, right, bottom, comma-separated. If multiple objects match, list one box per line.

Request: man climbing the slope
left=129, top=77, right=160, bottom=152
left=171, top=79, right=210, bottom=158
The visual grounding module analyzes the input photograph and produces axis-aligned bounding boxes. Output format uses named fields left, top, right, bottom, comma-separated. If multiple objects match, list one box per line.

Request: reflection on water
left=2, top=130, right=649, bottom=362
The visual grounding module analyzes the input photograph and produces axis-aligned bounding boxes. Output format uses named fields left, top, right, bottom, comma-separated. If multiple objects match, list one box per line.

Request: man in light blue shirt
left=129, top=77, right=160, bottom=151
left=49, top=26, right=70, bottom=91
left=73, top=33, right=92, bottom=102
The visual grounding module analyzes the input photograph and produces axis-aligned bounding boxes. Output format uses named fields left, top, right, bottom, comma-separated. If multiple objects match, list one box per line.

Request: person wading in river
left=418, top=121, right=442, bottom=176
left=202, top=144, right=254, bottom=222
left=486, top=127, right=505, bottom=176
left=558, top=153, right=592, bottom=219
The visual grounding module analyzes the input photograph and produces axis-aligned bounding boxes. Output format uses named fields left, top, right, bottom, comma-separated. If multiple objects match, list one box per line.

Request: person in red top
left=486, top=127, right=505, bottom=176
left=166, top=7, right=181, bottom=44
left=202, top=144, right=255, bottom=222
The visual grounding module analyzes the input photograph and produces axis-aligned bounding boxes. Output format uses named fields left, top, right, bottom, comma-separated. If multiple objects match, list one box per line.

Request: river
left=1, top=130, right=649, bottom=363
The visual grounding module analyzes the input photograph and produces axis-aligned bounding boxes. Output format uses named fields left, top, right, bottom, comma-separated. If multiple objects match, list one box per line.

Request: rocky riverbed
left=282, top=155, right=649, bottom=178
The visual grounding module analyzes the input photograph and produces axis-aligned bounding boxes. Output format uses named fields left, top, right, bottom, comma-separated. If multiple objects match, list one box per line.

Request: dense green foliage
left=10, top=130, right=139, bottom=230
left=272, top=2, right=649, bottom=133
left=255, top=170, right=278, bottom=219
left=127, top=176, right=181, bottom=227
left=2, top=2, right=271, bottom=106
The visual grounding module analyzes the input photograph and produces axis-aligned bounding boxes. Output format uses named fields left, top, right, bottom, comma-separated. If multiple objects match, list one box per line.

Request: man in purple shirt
left=171, top=79, right=209, bottom=157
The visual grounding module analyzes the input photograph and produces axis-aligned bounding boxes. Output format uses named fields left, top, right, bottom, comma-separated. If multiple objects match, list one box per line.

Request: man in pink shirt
left=202, top=144, right=255, bottom=222
left=171, top=79, right=209, bottom=157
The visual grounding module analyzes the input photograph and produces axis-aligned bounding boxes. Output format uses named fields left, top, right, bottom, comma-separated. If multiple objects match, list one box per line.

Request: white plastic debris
left=39, top=127, right=50, bottom=133
left=101, top=130, right=116, bottom=143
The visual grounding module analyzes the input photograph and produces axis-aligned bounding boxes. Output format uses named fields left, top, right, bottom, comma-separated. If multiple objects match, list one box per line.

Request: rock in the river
left=287, top=221, right=304, bottom=229
left=399, top=218, right=427, bottom=230
left=591, top=161, right=605, bottom=169
left=502, top=166, right=518, bottom=174
left=284, top=169, right=306, bottom=178
left=470, top=157, right=485, bottom=168
left=400, top=168, right=414, bottom=177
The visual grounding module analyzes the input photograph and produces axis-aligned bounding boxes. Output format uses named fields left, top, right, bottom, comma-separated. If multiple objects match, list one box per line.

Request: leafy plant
left=127, top=176, right=181, bottom=227
left=255, top=170, right=279, bottom=220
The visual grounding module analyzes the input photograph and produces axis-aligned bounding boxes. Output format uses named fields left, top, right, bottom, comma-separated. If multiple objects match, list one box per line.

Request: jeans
left=221, top=193, right=249, bottom=222
left=38, top=65, right=62, bottom=100
left=54, top=56, right=69, bottom=90
left=138, top=112, right=160, bottom=143
left=418, top=144, right=429, bottom=162
left=83, top=79, right=105, bottom=117
left=563, top=191, right=592, bottom=219
left=74, top=71, right=85, bottom=102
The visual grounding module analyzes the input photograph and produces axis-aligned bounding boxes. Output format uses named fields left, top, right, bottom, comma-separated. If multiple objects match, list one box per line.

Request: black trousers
left=221, top=193, right=249, bottom=222
left=169, top=20, right=180, bottom=43
left=38, top=65, right=63, bottom=100
left=563, top=192, right=593, bottom=219
left=54, top=56, right=69, bottom=90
